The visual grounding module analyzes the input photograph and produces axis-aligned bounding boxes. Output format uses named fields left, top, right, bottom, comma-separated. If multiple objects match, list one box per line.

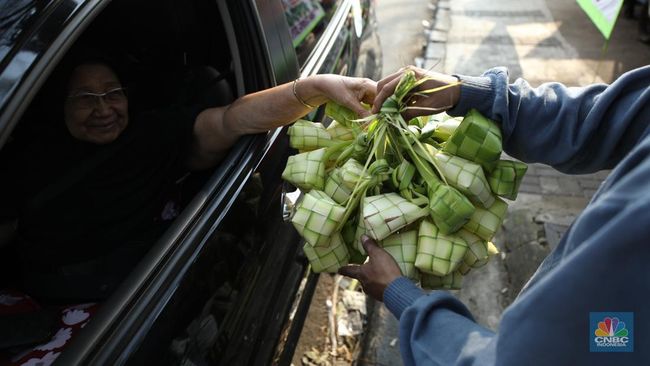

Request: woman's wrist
left=298, top=75, right=331, bottom=107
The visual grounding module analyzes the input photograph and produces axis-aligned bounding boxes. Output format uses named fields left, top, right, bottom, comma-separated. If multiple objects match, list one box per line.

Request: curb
left=415, top=0, right=451, bottom=72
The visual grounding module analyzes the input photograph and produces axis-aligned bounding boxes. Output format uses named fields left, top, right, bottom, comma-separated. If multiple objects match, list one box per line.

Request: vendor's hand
left=338, top=235, right=402, bottom=302
left=372, top=65, right=461, bottom=121
left=301, top=75, right=377, bottom=117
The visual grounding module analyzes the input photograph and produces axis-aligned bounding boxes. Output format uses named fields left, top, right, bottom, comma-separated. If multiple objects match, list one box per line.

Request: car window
left=0, top=0, right=240, bottom=361
left=282, top=0, right=343, bottom=67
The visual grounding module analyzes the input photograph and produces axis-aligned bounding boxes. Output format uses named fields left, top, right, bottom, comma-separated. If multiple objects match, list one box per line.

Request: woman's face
left=63, top=63, right=129, bottom=145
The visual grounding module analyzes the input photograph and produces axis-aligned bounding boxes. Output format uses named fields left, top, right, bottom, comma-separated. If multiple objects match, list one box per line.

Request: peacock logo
left=590, top=313, right=633, bottom=352
left=594, top=317, right=628, bottom=337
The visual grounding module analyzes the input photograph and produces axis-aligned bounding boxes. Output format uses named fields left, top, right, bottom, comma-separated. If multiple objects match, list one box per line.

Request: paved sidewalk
left=361, top=0, right=648, bottom=364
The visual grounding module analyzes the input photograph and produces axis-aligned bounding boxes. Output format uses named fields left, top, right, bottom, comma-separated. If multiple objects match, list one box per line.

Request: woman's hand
left=300, top=74, right=377, bottom=117
left=338, top=235, right=403, bottom=302
left=372, top=65, right=461, bottom=121
left=190, top=75, right=377, bottom=170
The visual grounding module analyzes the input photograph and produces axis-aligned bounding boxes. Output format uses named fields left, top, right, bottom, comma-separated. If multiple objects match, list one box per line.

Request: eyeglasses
left=67, top=87, right=127, bottom=109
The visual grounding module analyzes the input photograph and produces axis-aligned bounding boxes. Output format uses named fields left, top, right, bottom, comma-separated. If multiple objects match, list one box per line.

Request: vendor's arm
left=374, top=66, right=650, bottom=174
left=338, top=236, right=497, bottom=366
left=189, top=74, right=376, bottom=170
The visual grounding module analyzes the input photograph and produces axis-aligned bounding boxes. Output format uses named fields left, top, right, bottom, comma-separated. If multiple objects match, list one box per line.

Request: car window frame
left=53, top=2, right=271, bottom=364
left=298, top=0, right=353, bottom=76
left=0, top=0, right=288, bottom=363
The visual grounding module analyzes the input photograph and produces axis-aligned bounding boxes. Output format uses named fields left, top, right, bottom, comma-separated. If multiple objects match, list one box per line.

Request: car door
left=0, top=0, right=301, bottom=364
left=0, top=0, right=380, bottom=364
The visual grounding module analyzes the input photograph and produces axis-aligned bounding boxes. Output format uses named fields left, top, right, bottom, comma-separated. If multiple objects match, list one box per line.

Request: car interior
left=0, top=0, right=270, bottom=363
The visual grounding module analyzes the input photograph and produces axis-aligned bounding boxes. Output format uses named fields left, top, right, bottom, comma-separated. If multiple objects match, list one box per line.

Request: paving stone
left=584, top=189, right=597, bottom=200
left=595, top=170, right=611, bottom=179
left=429, top=29, right=448, bottom=43
left=578, top=179, right=603, bottom=189
left=534, top=212, right=577, bottom=226
left=422, top=57, right=445, bottom=72
left=434, top=8, right=451, bottom=31
left=525, top=164, right=538, bottom=175
left=539, top=176, right=561, bottom=194
left=414, top=56, right=424, bottom=68
left=424, top=42, right=446, bottom=60
left=457, top=255, right=506, bottom=330
left=521, top=174, right=539, bottom=185
left=359, top=301, right=404, bottom=366
left=502, top=209, right=540, bottom=249
left=518, top=183, right=542, bottom=194
left=544, top=223, right=570, bottom=251
left=536, top=166, right=562, bottom=177
left=502, top=240, right=550, bottom=303
left=557, top=177, right=582, bottom=196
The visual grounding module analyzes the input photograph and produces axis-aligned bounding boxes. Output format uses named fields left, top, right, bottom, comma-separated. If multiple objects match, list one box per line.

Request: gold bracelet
left=292, top=78, right=317, bottom=109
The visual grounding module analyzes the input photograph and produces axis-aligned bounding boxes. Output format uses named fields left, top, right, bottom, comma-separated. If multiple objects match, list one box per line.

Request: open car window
left=0, top=0, right=256, bottom=362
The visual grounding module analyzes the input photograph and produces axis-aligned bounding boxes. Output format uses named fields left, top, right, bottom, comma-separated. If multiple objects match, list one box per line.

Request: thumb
left=338, top=264, right=363, bottom=279
left=346, top=100, right=370, bottom=118
left=360, top=234, right=380, bottom=255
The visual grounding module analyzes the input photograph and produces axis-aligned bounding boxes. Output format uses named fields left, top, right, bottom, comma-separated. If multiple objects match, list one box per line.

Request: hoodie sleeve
left=447, top=66, right=650, bottom=174
left=383, top=277, right=497, bottom=366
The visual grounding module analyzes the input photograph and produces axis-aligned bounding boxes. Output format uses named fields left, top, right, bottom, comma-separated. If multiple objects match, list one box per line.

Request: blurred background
left=292, top=0, right=649, bottom=365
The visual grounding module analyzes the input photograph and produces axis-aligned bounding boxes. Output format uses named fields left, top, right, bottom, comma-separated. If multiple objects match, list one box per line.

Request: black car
left=0, top=0, right=381, bottom=364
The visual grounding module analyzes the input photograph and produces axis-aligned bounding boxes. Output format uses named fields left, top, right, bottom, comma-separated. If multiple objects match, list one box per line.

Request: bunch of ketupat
left=282, top=70, right=527, bottom=290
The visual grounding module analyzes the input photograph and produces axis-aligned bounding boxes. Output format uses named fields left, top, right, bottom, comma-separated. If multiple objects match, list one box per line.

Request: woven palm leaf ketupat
left=380, top=230, right=419, bottom=280
left=421, top=270, right=463, bottom=290
left=302, top=233, right=350, bottom=273
left=340, top=158, right=370, bottom=190
left=432, top=117, right=461, bottom=142
left=281, top=70, right=528, bottom=290
left=362, top=193, right=429, bottom=241
left=433, top=151, right=495, bottom=208
left=487, top=159, right=528, bottom=200
left=463, top=197, right=508, bottom=241
left=324, top=168, right=353, bottom=204
left=456, top=229, right=491, bottom=274
left=443, top=108, right=502, bottom=172
left=281, top=148, right=326, bottom=191
left=427, top=181, right=475, bottom=234
left=326, top=120, right=355, bottom=141
left=458, top=239, right=499, bottom=275
left=291, top=190, right=346, bottom=248
left=415, top=219, right=468, bottom=276
left=287, top=119, right=335, bottom=151
left=353, top=208, right=369, bottom=254
left=392, top=160, right=417, bottom=192
left=325, top=100, right=358, bottom=128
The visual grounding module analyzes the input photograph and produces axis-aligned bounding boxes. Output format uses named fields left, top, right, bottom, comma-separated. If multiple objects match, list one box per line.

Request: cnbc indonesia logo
left=590, top=313, right=633, bottom=352
left=592, top=315, right=631, bottom=350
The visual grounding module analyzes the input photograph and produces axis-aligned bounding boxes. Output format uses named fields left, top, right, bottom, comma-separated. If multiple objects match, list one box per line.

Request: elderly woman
left=0, top=58, right=376, bottom=303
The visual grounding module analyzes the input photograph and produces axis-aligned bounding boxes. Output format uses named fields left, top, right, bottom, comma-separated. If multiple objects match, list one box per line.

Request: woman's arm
left=188, top=74, right=376, bottom=170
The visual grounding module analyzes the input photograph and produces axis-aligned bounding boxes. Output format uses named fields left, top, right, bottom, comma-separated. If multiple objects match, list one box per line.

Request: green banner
left=577, top=0, right=624, bottom=39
